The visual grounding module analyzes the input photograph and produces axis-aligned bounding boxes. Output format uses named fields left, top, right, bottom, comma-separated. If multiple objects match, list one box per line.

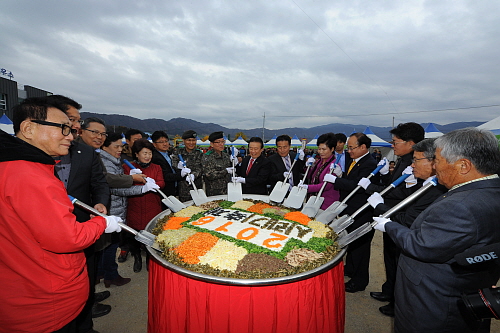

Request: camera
left=458, top=288, right=500, bottom=323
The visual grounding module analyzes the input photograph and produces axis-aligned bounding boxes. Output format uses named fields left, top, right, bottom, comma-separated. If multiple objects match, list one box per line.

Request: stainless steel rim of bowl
left=145, top=194, right=346, bottom=286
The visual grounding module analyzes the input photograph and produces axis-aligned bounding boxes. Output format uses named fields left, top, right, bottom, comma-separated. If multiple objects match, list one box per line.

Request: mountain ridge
left=80, top=112, right=482, bottom=141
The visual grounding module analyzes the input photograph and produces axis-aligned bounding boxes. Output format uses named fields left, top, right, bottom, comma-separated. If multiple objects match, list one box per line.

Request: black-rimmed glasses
left=412, top=157, right=430, bottom=163
left=31, top=120, right=73, bottom=136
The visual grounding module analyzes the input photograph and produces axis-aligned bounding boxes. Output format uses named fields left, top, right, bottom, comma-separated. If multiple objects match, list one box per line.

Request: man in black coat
left=267, top=134, right=305, bottom=191
left=151, top=131, right=181, bottom=197
left=374, top=128, right=500, bottom=332
left=324, top=133, right=379, bottom=292
left=234, top=137, right=271, bottom=195
left=47, top=95, right=111, bottom=331
left=358, top=122, right=425, bottom=316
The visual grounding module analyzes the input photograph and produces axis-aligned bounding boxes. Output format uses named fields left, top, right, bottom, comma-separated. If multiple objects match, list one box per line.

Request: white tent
left=306, top=134, right=319, bottom=148
left=229, top=136, right=248, bottom=146
left=0, top=114, right=14, bottom=135
left=196, top=136, right=210, bottom=147
left=363, top=127, right=391, bottom=147
left=264, top=134, right=277, bottom=147
left=424, top=123, right=443, bottom=138
left=290, top=134, right=303, bottom=147
left=478, top=115, right=500, bottom=135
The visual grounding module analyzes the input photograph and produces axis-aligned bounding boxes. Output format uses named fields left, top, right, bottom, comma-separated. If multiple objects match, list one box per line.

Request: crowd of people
left=1, top=95, right=499, bottom=333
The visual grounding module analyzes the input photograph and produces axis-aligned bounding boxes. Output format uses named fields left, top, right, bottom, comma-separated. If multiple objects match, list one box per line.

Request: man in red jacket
left=0, top=97, right=122, bottom=333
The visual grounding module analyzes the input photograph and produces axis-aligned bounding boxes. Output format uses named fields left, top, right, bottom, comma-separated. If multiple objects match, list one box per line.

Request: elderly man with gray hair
left=373, top=128, right=500, bottom=333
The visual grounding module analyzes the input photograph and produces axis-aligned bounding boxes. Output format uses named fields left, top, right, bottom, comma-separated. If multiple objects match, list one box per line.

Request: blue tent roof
left=0, top=114, right=13, bottom=124
left=363, top=127, right=392, bottom=147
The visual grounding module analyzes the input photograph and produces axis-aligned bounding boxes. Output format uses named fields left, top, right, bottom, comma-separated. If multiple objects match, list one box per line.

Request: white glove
left=283, top=171, right=291, bottom=179
left=378, top=158, right=390, bottom=175
left=177, top=161, right=185, bottom=169
left=298, top=183, right=308, bottom=190
left=231, top=147, right=239, bottom=157
left=129, top=168, right=142, bottom=175
left=297, top=149, right=305, bottom=161
left=368, top=193, right=384, bottom=208
left=142, top=181, right=160, bottom=193
left=405, top=174, right=418, bottom=188
left=373, top=216, right=391, bottom=232
left=323, top=174, right=337, bottom=183
left=181, top=167, right=191, bottom=177
left=358, top=177, right=371, bottom=190
left=145, top=177, right=156, bottom=184
left=232, top=177, right=246, bottom=184
left=423, top=176, right=435, bottom=186
left=104, top=216, right=123, bottom=233
left=230, top=154, right=237, bottom=162
left=186, top=174, right=195, bottom=184
left=402, top=166, right=413, bottom=175
left=226, top=167, right=235, bottom=174
left=332, top=164, right=343, bottom=177
left=306, top=157, right=315, bottom=167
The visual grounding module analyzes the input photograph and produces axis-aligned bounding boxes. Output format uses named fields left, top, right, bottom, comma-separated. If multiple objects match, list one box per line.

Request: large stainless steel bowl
left=145, top=194, right=346, bottom=286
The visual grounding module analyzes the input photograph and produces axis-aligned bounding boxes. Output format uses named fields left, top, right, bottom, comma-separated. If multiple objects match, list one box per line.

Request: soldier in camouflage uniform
left=202, top=131, right=233, bottom=196
left=171, top=130, right=204, bottom=202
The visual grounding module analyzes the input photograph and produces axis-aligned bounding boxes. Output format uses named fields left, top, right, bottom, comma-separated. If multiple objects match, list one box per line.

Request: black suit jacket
left=267, top=152, right=305, bottom=189
left=152, top=149, right=181, bottom=196
left=66, top=141, right=110, bottom=222
left=236, top=155, right=271, bottom=195
left=333, top=153, right=378, bottom=230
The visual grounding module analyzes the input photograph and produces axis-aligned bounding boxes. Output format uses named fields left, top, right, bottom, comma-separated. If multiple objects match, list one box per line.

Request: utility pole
left=392, top=116, right=395, bottom=128
left=262, top=112, right=265, bottom=141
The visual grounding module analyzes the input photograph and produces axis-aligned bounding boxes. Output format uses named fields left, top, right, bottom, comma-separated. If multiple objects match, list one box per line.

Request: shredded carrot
left=174, top=232, right=219, bottom=264
left=284, top=211, right=311, bottom=226
left=163, top=217, right=190, bottom=230
left=247, top=203, right=273, bottom=214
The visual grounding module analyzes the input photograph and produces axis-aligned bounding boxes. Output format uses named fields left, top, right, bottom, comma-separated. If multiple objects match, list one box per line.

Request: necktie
left=284, top=155, right=293, bottom=187
left=347, top=160, right=356, bottom=175
left=246, top=158, right=254, bottom=175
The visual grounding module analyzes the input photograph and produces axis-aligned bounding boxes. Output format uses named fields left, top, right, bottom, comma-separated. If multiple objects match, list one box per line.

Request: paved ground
left=93, top=232, right=500, bottom=333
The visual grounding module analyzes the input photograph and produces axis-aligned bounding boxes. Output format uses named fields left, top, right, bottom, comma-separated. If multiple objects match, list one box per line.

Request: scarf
left=311, top=154, right=336, bottom=185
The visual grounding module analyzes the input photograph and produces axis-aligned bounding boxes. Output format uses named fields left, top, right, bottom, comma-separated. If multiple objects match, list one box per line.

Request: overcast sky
left=2, top=0, right=499, bottom=130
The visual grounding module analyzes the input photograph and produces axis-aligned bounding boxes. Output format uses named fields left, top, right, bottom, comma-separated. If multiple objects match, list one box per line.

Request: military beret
left=182, top=130, right=197, bottom=139
left=208, top=131, right=224, bottom=142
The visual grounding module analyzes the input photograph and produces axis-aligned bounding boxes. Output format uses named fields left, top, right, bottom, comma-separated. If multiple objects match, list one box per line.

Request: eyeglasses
left=68, top=117, right=84, bottom=126
left=82, top=128, right=108, bottom=138
left=154, top=141, right=169, bottom=144
left=213, top=140, right=225, bottom=144
left=31, top=120, right=73, bottom=136
left=347, top=146, right=359, bottom=151
left=390, top=140, right=406, bottom=145
left=412, top=157, right=430, bottom=163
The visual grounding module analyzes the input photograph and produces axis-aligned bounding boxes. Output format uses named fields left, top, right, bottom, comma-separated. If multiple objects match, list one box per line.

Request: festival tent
left=265, top=134, right=277, bottom=147
left=0, top=114, right=14, bottom=135
left=196, top=136, right=210, bottom=147
left=424, top=123, right=443, bottom=138
left=478, top=115, right=500, bottom=135
left=363, top=126, right=394, bottom=161
left=228, top=136, right=248, bottom=146
left=306, top=134, right=319, bottom=147
left=290, top=134, right=303, bottom=147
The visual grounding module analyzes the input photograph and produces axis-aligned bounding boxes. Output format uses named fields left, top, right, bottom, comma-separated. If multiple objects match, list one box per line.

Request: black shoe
left=370, top=291, right=392, bottom=302
left=379, top=303, right=395, bottom=317
left=133, top=253, right=142, bottom=273
left=117, top=250, right=129, bottom=263
left=94, top=290, right=111, bottom=303
left=91, top=303, right=111, bottom=318
left=345, top=280, right=365, bottom=293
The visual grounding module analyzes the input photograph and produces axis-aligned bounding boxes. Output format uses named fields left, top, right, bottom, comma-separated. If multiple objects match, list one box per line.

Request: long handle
left=338, top=160, right=388, bottom=204
left=123, top=159, right=135, bottom=170
left=68, top=195, right=138, bottom=237
left=314, top=163, right=336, bottom=203
left=179, top=154, right=198, bottom=191
left=231, top=147, right=237, bottom=182
left=347, top=173, right=411, bottom=219
left=283, top=153, right=300, bottom=183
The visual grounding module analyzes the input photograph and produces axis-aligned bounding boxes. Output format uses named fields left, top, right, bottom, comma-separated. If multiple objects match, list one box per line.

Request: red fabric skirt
left=148, top=259, right=345, bottom=333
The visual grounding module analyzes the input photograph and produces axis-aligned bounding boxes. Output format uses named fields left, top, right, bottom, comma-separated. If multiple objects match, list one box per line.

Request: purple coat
left=307, top=158, right=340, bottom=210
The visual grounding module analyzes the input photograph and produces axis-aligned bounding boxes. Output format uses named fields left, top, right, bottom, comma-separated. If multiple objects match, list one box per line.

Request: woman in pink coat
left=123, top=139, right=165, bottom=272
left=300, top=133, right=341, bottom=210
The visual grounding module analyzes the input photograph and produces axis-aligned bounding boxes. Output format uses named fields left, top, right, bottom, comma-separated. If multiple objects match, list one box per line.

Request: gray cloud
left=2, top=0, right=499, bottom=130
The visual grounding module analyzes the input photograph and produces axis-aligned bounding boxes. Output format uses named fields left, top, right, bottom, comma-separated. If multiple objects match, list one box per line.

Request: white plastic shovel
left=337, top=177, right=438, bottom=248
left=269, top=153, right=300, bottom=203
left=179, top=154, right=209, bottom=206
left=301, top=163, right=336, bottom=217
left=283, top=154, right=316, bottom=209
left=227, top=147, right=243, bottom=202
left=315, top=161, right=387, bottom=224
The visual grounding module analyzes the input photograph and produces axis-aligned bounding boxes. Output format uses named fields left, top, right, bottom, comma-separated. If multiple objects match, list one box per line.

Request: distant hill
left=80, top=112, right=482, bottom=141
